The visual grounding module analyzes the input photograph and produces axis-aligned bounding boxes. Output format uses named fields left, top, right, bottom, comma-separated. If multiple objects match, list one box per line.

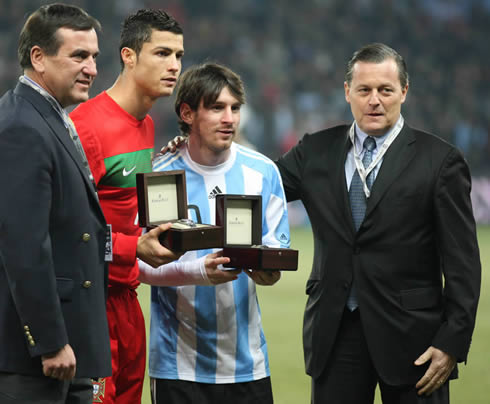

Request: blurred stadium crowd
left=1, top=0, right=489, bottom=222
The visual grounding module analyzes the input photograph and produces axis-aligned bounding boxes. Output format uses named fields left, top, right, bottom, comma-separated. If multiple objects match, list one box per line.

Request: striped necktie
left=62, top=112, right=98, bottom=197
left=346, top=136, right=376, bottom=310
left=64, top=114, right=94, bottom=182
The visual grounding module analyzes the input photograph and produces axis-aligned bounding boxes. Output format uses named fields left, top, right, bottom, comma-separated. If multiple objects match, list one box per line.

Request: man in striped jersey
left=139, top=63, right=290, bottom=403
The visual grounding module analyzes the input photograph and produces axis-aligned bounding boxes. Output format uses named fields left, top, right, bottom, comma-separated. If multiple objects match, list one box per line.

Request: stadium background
left=2, top=0, right=489, bottom=402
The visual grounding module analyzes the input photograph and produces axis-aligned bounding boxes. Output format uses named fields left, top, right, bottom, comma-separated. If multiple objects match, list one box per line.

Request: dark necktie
left=347, top=136, right=377, bottom=310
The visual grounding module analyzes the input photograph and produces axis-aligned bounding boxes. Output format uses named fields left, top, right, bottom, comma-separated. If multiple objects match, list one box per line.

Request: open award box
left=136, top=170, right=223, bottom=252
left=215, top=194, right=298, bottom=271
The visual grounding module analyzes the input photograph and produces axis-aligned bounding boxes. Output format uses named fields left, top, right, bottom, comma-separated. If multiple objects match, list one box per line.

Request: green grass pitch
left=138, top=225, right=490, bottom=403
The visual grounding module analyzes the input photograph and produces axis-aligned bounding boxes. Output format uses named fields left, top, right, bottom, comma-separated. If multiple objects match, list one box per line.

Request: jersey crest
left=92, top=378, right=106, bottom=403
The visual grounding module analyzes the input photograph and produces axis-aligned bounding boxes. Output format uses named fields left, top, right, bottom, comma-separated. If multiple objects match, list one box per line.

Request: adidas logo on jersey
left=279, top=233, right=288, bottom=242
left=208, top=186, right=223, bottom=199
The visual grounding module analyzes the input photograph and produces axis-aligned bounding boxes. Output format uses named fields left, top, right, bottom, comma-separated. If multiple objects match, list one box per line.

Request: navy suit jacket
left=276, top=123, right=481, bottom=385
left=0, top=83, right=111, bottom=378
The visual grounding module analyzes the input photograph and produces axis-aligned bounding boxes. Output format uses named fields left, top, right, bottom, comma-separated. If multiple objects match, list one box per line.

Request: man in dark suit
left=276, top=43, right=481, bottom=404
left=0, top=4, right=112, bottom=403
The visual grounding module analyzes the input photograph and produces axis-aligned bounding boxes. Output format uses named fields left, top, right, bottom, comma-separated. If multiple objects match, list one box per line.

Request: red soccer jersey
left=71, top=92, right=154, bottom=288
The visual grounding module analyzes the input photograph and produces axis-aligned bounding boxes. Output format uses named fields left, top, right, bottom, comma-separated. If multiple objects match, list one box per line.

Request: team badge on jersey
left=92, top=378, right=106, bottom=403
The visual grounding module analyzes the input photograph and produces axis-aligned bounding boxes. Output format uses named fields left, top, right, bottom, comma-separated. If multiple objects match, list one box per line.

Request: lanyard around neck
left=349, top=116, right=404, bottom=198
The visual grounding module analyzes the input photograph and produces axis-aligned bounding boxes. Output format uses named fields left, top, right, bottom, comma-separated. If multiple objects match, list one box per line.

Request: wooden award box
left=215, top=194, right=298, bottom=271
left=136, top=170, right=223, bottom=252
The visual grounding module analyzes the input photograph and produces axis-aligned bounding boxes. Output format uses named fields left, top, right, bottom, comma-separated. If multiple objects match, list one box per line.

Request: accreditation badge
left=105, top=224, right=113, bottom=262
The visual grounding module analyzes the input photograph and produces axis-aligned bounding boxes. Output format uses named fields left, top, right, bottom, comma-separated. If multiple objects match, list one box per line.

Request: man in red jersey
left=70, top=9, right=184, bottom=404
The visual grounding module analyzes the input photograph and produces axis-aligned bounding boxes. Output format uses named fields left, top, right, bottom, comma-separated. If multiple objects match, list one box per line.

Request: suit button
left=82, top=233, right=91, bottom=242
left=83, top=281, right=92, bottom=288
left=343, top=282, right=349, bottom=290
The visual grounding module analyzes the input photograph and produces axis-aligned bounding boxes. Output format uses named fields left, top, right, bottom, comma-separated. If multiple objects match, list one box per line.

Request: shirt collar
left=353, top=115, right=403, bottom=156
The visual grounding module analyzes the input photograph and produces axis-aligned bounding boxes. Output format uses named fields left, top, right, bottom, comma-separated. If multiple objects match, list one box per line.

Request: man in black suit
left=0, top=4, right=112, bottom=403
left=276, top=43, right=481, bottom=404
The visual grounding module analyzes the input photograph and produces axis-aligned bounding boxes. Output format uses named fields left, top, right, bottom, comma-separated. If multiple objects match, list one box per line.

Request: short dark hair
left=119, top=9, right=183, bottom=69
left=174, top=62, right=246, bottom=136
left=345, top=42, right=409, bottom=88
left=18, top=3, right=101, bottom=70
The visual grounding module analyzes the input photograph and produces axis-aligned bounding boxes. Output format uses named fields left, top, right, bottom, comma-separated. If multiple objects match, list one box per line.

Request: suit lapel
left=325, top=129, right=356, bottom=241
left=15, top=83, right=104, bottom=219
left=44, top=113, right=90, bottom=182
left=339, top=135, right=357, bottom=238
left=365, top=125, right=416, bottom=217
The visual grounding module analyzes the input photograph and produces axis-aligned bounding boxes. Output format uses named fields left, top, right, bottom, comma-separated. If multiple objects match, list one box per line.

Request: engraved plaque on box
left=225, top=199, right=254, bottom=245
left=146, top=174, right=180, bottom=223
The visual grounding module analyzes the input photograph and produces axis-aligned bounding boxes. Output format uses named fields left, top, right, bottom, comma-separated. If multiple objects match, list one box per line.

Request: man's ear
left=30, top=46, right=45, bottom=73
left=344, top=81, right=351, bottom=104
left=180, top=103, right=194, bottom=125
left=121, top=47, right=137, bottom=69
left=400, top=84, right=409, bottom=104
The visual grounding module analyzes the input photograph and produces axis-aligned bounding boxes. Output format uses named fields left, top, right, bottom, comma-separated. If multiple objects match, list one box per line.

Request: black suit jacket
left=276, top=123, right=481, bottom=385
left=0, top=83, right=111, bottom=378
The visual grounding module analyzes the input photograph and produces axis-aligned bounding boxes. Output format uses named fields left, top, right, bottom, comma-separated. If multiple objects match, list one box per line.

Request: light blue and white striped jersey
left=149, top=142, right=290, bottom=383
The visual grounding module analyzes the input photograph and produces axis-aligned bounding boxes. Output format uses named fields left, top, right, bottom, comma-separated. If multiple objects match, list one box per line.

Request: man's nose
left=168, top=55, right=181, bottom=72
left=82, top=57, right=97, bottom=77
left=221, top=107, right=233, bottom=123
left=368, top=90, right=380, bottom=105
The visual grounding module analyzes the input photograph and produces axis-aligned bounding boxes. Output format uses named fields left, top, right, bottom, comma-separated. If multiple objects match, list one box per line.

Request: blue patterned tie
left=347, top=136, right=376, bottom=310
